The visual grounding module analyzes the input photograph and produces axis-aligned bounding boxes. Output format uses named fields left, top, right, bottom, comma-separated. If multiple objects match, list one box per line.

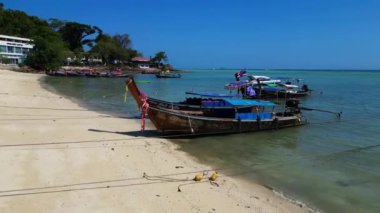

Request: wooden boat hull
left=254, top=90, right=311, bottom=99
left=126, top=76, right=305, bottom=136
left=147, top=106, right=304, bottom=136
left=85, top=73, right=101, bottom=77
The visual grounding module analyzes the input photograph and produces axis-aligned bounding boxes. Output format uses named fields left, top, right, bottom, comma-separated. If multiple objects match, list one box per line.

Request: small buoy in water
left=209, top=171, right=218, bottom=181
left=193, top=173, right=204, bottom=181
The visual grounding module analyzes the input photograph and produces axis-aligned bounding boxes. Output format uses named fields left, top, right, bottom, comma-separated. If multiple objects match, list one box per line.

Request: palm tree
left=152, top=51, right=168, bottom=67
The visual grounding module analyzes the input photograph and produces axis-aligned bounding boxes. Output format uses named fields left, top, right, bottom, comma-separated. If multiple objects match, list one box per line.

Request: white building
left=131, top=57, right=151, bottom=69
left=0, top=35, right=34, bottom=64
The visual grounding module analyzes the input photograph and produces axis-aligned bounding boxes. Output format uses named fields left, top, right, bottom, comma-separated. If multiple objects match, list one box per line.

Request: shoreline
left=0, top=69, right=312, bottom=212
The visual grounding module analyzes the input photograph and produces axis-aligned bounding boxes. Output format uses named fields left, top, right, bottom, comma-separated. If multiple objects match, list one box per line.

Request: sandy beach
left=0, top=69, right=310, bottom=213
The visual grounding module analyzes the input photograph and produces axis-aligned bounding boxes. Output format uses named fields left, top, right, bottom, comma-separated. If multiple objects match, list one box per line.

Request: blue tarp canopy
left=262, top=87, right=285, bottom=92
left=224, top=99, right=275, bottom=107
left=185, top=91, right=233, bottom=98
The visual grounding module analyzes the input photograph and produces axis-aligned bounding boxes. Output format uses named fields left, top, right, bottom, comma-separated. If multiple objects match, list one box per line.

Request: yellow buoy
left=209, top=171, right=218, bottom=181
left=193, top=173, right=204, bottom=181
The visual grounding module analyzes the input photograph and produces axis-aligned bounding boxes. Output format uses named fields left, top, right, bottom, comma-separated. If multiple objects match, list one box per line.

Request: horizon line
left=178, top=68, right=380, bottom=71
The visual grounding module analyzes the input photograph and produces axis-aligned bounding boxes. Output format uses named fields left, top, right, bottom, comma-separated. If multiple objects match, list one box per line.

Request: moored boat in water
left=127, top=77, right=267, bottom=118
left=126, top=76, right=306, bottom=136
left=146, top=105, right=304, bottom=136
left=155, top=71, right=181, bottom=78
left=225, top=77, right=311, bottom=100
left=46, top=68, right=130, bottom=78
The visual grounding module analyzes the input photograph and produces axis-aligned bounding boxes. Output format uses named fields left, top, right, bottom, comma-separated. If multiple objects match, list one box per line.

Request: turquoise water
left=43, top=69, right=380, bottom=212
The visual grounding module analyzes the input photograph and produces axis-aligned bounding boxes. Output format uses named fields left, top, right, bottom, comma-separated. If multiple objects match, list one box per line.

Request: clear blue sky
left=2, top=0, right=380, bottom=69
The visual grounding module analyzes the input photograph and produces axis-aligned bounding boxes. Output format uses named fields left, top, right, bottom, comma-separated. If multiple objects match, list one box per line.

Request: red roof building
left=131, top=57, right=150, bottom=62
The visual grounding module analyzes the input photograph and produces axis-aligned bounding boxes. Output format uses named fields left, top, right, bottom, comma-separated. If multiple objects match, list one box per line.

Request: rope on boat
left=141, top=98, right=149, bottom=131
left=300, top=107, right=342, bottom=118
left=187, top=115, right=194, bottom=133
left=124, top=83, right=129, bottom=103
left=272, top=118, right=279, bottom=130
left=256, top=115, right=261, bottom=130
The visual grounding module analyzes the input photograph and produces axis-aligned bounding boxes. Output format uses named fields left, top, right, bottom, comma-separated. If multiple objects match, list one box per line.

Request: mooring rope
left=0, top=105, right=88, bottom=111
left=143, top=172, right=190, bottom=182
left=0, top=115, right=112, bottom=121
left=0, top=169, right=224, bottom=197
left=0, top=137, right=143, bottom=148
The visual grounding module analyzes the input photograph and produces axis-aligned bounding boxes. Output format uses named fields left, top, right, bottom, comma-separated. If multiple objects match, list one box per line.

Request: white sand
left=0, top=69, right=310, bottom=212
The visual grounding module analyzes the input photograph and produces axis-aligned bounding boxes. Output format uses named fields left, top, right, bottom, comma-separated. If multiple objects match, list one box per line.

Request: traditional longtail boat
left=127, top=77, right=266, bottom=118
left=126, top=76, right=306, bottom=136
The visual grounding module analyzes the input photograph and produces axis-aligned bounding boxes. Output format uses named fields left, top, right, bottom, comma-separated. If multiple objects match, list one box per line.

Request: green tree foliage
left=91, top=34, right=130, bottom=65
left=0, top=8, right=51, bottom=38
left=152, top=51, right=168, bottom=67
left=0, top=6, right=67, bottom=70
left=112, top=34, right=142, bottom=60
left=58, top=22, right=102, bottom=52
left=128, top=49, right=142, bottom=59
left=0, top=55, right=10, bottom=64
left=0, top=4, right=145, bottom=70
left=25, top=37, right=66, bottom=70
left=48, top=18, right=65, bottom=31
left=113, top=34, right=131, bottom=49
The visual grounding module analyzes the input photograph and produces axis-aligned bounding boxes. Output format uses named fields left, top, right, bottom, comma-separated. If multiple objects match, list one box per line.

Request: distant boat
left=46, top=68, right=129, bottom=78
left=102, top=68, right=128, bottom=78
left=225, top=76, right=311, bottom=99
left=46, top=69, right=85, bottom=77
left=141, top=69, right=159, bottom=74
left=248, top=75, right=281, bottom=85
left=155, top=72, right=181, bottom=78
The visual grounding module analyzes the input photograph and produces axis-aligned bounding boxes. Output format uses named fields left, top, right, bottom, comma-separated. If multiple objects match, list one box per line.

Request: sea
left=43, top=69, right=380, bottom=212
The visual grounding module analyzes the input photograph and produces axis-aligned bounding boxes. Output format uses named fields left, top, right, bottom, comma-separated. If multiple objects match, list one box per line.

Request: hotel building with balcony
left=0, top=34, right=34, bottom=64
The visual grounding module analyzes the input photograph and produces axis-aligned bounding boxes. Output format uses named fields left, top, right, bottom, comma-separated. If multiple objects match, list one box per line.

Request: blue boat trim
left=262, top=87, right=285, bottom=92
left=224, top=99, right=275, bottom=107
left=185, top=91, right=233, bottom=98
left=236, top=113, right=273, bottom=120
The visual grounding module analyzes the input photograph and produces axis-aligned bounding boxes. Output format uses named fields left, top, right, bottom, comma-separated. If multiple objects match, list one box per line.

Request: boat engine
left=302, top=84, right=309, bottom=92
left=286, top=99, right=299, bottom=108
left=286, top=99, right=301, bottom=114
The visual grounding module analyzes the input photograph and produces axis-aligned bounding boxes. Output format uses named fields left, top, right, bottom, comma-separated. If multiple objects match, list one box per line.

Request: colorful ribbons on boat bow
left=141, top=98, right=149, bottom=131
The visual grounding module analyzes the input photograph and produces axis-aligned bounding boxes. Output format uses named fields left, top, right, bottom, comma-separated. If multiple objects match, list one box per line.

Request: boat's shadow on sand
left=88, top=128, right=160, bottom=138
